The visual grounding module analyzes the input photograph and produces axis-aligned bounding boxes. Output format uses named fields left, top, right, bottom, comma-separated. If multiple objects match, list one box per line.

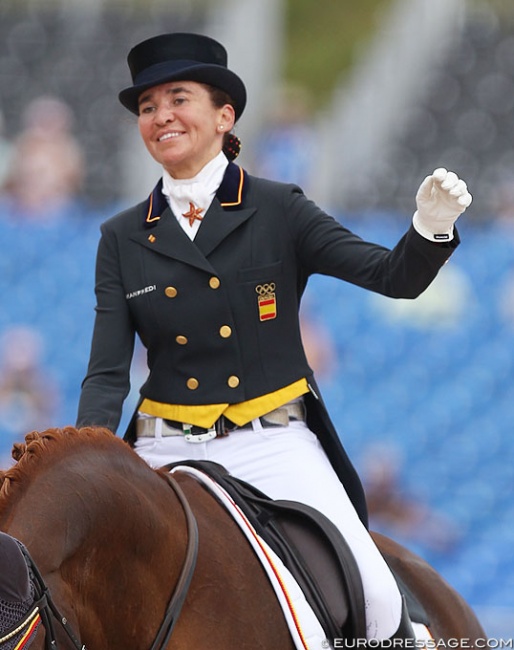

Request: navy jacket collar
left=143, top=162, right=248, bottom=228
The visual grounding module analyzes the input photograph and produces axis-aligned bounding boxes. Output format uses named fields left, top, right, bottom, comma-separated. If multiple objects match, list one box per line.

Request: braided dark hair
left=223, top=132, right=241, bottom=161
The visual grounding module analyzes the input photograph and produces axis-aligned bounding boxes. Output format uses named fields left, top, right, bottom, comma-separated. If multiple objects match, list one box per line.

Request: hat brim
left=119, top=63, right=247, bottom=120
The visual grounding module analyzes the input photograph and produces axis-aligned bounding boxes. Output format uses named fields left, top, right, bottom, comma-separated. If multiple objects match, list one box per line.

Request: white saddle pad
left=171, top=465, right=328, bottom=650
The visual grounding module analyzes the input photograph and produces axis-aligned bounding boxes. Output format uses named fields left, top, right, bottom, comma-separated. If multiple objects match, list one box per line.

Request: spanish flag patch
left=256, top=283, right=277, bottom=321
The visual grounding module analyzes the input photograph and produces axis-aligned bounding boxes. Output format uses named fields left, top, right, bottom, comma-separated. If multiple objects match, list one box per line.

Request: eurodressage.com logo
left=327, top=639, right=514, bottom=649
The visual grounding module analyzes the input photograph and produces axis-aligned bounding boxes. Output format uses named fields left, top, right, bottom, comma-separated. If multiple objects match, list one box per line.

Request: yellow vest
left=139, top=377, right=309, bottom=427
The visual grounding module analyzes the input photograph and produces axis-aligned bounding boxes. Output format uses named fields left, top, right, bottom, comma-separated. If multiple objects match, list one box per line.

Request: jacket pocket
left=237, top=260, right=283, bottom=284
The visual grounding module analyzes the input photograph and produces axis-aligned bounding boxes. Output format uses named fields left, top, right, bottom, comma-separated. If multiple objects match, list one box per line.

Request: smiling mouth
left=158, top=132, right=183, bottom=142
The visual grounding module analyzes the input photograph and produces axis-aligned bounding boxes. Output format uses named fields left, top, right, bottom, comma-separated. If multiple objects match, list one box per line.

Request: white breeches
left=134, top=419, right=402, bottom=639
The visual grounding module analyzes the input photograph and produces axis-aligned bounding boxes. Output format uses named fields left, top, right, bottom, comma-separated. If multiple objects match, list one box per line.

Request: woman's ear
left=219, top=103, right=236, bottom=132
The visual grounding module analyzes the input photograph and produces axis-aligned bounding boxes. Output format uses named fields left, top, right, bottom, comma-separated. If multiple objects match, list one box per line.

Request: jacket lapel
left=194, top=163, right=255, bottom=256
left=129, top=164, right=255, bottom=269
left=129, top=182, right=216, bottom=273
left=194, top=201, right=256, bottom=257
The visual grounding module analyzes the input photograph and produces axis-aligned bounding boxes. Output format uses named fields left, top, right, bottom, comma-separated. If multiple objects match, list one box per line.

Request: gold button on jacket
left=219, top=325, right=232, bottom=338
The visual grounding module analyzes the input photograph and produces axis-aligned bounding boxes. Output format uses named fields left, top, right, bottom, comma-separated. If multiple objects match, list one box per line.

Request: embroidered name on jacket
left=126, top=285, right=157, bottom=300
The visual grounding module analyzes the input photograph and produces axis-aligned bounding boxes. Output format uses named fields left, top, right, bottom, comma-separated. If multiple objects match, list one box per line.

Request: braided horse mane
left=0, top=426, right=131, bottom=510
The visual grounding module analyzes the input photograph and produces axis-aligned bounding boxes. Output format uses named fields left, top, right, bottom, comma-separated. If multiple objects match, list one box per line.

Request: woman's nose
left=154, top=103, right=174, bottom=124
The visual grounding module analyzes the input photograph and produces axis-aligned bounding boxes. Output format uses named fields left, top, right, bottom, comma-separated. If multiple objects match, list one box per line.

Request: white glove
left=412, top=168, right=472, bottom=242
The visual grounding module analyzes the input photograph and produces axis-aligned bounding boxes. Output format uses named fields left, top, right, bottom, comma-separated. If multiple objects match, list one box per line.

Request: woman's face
left=137, top=80, right=235, bottom=178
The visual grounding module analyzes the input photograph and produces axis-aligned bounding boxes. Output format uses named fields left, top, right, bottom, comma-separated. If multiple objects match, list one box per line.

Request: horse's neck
left=4, top=455, right=180, bottom=571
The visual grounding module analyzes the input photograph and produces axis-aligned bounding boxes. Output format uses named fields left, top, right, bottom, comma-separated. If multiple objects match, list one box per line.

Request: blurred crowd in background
left=1, top=0, right=514, bottom=637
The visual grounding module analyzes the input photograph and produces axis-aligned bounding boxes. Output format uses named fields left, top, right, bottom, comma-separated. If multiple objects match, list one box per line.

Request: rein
left=0, top=471, right=198, bottom=650
left=150, top=471, right=199, bottom=650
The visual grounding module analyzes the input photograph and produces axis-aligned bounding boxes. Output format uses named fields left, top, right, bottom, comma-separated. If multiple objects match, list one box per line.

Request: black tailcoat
left=77, top=162, right=458, bottom=526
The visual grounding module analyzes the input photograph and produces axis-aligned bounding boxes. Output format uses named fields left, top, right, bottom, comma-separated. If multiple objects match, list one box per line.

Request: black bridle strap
left=18, top=546, right=86, bottom=650
left=149, top=471, right=199, bottom=650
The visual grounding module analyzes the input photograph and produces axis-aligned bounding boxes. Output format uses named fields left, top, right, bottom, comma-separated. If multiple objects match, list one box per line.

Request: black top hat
left=119, top=33, right=247, bottom=120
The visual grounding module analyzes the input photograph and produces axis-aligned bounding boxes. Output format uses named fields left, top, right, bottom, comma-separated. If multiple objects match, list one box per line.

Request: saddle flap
left=257, top=498, right=367, bottom=639
left=165, top=459, right=367, bottom=640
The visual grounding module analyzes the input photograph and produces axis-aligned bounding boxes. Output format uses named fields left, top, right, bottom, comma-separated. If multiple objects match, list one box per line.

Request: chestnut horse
left=0, top=427, right=485, bottom=649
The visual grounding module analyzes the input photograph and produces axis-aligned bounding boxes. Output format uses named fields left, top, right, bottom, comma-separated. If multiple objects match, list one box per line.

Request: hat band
left=133, top=59, right=210, bottom=86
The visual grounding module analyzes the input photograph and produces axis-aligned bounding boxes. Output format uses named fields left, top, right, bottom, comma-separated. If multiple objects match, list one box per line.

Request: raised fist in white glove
left=413, top=168, right=472, bottom=242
